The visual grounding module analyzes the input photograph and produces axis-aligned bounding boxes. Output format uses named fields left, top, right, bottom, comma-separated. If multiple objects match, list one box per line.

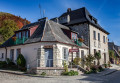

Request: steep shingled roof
left=57, top=7, right=109, bottom=34
left=0, top=18, right=88, bottom=48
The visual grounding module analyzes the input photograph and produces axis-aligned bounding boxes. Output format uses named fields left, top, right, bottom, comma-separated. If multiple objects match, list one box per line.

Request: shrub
left=104, top=64, right=108, bottom=68
left=63, top=61, right=68, bottom=72
left=94, top=52, right=101, bottom=65
left=98, top=66, right=104, bottom=72
left=73, top=57, right=81, bottom=65
left=17, top=54, right=26, bottom=69
left=61, top=70, right=78, bottom=76
left=0, top=61, right=7, bottom=68
left=41, top=72, right=46, bottom=76
left=91, top=65, right=98, bottom=73
left=6, top=58, right=16, bottom=66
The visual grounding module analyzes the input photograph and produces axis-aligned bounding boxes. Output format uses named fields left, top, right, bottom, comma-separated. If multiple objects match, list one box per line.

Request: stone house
left=0, top=17, right=88, bottom=75
left=51, top=7, right=110, bottom=65
left=108, top=42, right=120, bottom=64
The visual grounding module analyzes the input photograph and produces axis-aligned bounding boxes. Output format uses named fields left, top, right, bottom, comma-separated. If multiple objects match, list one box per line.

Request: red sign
left=69, top=49, right=79, bottom=52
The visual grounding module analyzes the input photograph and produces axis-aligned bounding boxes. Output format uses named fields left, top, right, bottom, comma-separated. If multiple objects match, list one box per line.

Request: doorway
left=45, top=48, right=53, bottom=67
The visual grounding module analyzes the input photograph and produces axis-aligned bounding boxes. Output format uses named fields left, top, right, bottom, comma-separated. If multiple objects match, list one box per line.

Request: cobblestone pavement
left=0, top=72, right=105, bottom=83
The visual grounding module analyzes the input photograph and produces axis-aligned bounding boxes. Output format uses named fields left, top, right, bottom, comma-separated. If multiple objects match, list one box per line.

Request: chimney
left=67, top=8, right=71, bottom=13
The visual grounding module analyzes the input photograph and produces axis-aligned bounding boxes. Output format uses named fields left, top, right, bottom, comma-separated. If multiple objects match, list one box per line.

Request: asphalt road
left=102, top=70, right=120, bottom=83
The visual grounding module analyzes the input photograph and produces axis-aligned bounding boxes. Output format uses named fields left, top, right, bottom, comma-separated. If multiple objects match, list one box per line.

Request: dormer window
left=71, top=32, right=77, bottom=41
left=16, top=30, right=29, bottom=39
left=89, top=15, right=92, bottom=20
left=93, top=19, right=97, bottom=24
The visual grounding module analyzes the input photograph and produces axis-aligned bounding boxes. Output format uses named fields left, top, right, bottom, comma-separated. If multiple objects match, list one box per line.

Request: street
left=0, top=70, right=120, bottom=83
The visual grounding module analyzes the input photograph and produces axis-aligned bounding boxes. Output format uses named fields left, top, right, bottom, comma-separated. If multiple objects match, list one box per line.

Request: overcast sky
left=0, top=0, right=120, bottom=45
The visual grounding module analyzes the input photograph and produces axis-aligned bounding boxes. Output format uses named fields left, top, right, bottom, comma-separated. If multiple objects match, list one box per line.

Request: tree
left=94, top=52, right=101, bottom=65
left=109, top=50, right=115, bottom=59
left=0, top=19, right=19, bottom=44
left=17, top=54, right=26, bottom=68
left=85, top=54, right=95, bottom=69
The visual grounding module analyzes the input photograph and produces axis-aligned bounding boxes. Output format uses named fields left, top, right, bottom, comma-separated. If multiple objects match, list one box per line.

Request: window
left=63, top=48, right=68, bottom=60
left=26, top=31, right=29, bottom=38
left=71, top=33, right=77, bottom=40
left=106, top=37, right=108, bottom=42
left=22, top=31, right=25, bottom=38
left=18, top=32, right=21, bottom=39
left=16, top=33, right=19, bottom=38
left=93, top=31, right=96, bottom=40
left=16, top=48, right=21, bottom=60
left=1, top=53, right=4, bottom=59
left=94, top=49, right=96, bottom=55
left=81, top=50, right=84, bottom=59
left=10, top=49, right=14, bottom=61
left=103, top=36, right=105, bottom=43
left=98, top=33, right=100, bottom=41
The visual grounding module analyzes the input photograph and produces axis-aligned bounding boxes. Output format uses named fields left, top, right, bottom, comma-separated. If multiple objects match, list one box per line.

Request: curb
left=0, top=70, right=27, bottom=76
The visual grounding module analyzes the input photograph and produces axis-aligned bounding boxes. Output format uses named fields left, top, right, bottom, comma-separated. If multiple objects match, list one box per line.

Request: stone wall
left=69, top=23, right=90, bottom=46
left=33, top=67, right=64, bottom=76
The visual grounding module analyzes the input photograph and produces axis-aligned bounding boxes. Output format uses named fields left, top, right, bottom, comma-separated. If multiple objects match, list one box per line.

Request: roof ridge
left=47, top=20, right=58, bottom=41
left=41, top=20, right=47, bottom=41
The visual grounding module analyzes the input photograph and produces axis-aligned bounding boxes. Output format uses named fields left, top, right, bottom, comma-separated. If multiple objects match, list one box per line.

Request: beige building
left=51, top=7, right=110, bottom=65
left=0, top=18, right=88, bottom=75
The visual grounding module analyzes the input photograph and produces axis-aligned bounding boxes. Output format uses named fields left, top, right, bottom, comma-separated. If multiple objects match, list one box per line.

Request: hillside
left=0, top=12, right=30, bottom=44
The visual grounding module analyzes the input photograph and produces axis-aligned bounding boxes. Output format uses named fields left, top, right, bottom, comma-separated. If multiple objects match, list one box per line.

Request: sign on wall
left=44, top=45, right=53, bottom=48
left=69, top=49, right=79, bottom=52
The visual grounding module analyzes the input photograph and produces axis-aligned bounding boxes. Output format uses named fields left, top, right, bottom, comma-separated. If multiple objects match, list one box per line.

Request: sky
left=0, top=0, right=120, bottom=45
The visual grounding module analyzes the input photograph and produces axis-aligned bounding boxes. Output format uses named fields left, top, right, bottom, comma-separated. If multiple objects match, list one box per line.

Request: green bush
left=63, top=61, right=68, bottom=72
left=41, top=72, right=46, bottom=76
left=0, top=61, right=7, bottom=68
left=17, top=54, right=26, bottom=67
left=6, top=58, right=16, bottom=66
left=61, top=70, right=78, bottom=76
left=73, top=57, right=81, bottom=65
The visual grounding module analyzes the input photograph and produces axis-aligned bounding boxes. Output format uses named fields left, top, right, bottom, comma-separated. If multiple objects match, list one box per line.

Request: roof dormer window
left=89, top=15, right=92, bottom=20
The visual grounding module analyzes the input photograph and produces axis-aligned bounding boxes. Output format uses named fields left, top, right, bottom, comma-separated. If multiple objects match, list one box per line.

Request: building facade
left=51, top=7, right=109, bottom=65
left=0, top=18, right=88, bottom=75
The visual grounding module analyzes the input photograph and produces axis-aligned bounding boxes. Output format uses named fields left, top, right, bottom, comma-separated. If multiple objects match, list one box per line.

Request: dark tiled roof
left=1, top=18, right=88, bottom=48
left=59, top=7, right=109, bottom=34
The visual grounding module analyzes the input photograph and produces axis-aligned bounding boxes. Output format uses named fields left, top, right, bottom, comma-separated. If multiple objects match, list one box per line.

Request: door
left=10, top=49, right=14, bottom=61
left=45, top=49, right=53, bottom=67
left=104, top=53, right=106, bottom=64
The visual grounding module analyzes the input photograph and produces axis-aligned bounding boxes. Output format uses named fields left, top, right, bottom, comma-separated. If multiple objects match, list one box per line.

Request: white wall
left=89, top=24, right=109, bottom=64
left=0, top=42, right=88, bottom=68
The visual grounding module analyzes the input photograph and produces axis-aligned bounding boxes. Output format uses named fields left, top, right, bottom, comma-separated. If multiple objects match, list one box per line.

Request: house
left=0, top=17, right=88, bottom=75
left=108, top=42, right=120, bottom=64
left=51, top=7, right=110, bottom=65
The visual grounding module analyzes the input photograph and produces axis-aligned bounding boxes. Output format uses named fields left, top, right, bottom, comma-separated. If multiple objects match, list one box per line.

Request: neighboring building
left=0, top=17, right=88, bottom=75
left=51, top=7, right=110, bottom=65
left=108, top=42, right=120, bottom=57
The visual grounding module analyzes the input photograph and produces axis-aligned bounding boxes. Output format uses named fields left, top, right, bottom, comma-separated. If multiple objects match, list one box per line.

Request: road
left=0, top=70, right=120, bottom=83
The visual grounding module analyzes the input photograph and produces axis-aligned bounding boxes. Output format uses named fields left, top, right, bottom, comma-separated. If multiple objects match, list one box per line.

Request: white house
left=0, top=17, right=88, bottom=75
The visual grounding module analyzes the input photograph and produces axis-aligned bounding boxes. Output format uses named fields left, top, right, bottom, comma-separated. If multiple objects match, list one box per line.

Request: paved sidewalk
left=88, top=64, right=120, bottom=77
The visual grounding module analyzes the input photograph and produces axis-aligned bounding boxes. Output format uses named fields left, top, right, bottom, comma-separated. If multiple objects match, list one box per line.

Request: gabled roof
left=0, top=18, right=88, bottom=48
left=58, top=7, right=109, bottom=34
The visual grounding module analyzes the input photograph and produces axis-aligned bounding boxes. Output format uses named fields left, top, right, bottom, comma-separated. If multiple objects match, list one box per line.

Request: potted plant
left=79, top=38, right=84, bottom=42
left=12, top=36, right=17, bottom=41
